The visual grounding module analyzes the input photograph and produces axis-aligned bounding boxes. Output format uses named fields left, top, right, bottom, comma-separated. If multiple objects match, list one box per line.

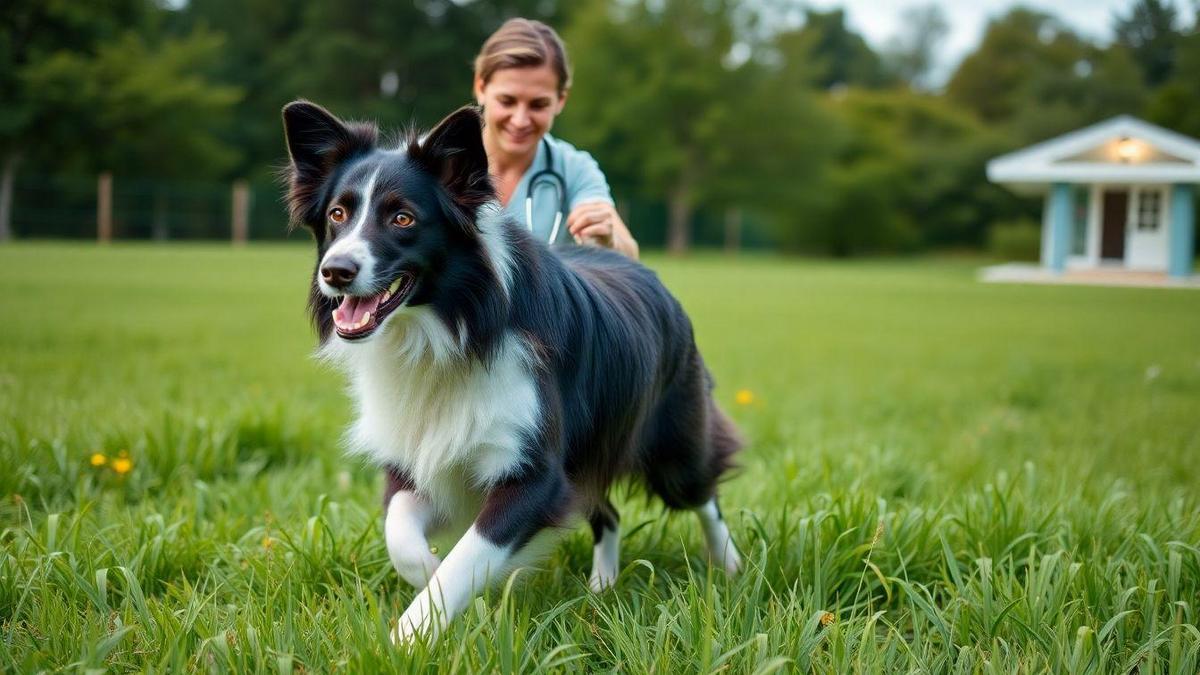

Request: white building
left=987, top=116, right=1198, bottom=278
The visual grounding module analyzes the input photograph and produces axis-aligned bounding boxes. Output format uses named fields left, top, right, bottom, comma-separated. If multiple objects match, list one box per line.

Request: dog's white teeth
left=381, top=291, right=391, bottom=303
left=361, top=311, right=372, bottom=326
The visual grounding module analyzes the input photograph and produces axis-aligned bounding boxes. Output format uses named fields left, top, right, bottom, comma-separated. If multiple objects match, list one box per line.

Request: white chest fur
left=322, top=308, right=541, bottom=519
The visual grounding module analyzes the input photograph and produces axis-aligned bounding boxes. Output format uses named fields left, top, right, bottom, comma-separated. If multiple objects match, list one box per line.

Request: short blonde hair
left=474, top=18, right=571, bottom=94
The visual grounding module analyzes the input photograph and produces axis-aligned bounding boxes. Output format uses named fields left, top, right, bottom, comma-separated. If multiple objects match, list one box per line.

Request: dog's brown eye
left=393, top=212, right=415, bottom=228
left=328, top=206, right=347, bottom=224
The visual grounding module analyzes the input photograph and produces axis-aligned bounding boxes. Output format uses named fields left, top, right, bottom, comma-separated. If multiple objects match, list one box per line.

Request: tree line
left=2, top=0, right=1197, bottom=253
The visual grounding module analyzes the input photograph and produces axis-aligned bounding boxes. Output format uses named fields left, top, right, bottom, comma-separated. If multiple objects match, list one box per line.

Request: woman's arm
left=567, top=201, right=639, bottom=260
left=560, top=142, right=640, bottom=260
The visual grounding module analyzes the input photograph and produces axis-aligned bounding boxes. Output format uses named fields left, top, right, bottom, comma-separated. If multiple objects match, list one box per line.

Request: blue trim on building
left=1048, top=183, right=1072, bottom=273
left=1169, top=185, right=1195, bottom=278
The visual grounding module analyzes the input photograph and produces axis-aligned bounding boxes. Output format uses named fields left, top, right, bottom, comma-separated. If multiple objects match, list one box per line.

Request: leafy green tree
left=165, top=0, right=304, bottom=182
left=776, top=8, right=894, bottom=90
left=175, top=0, right=572, bottom=182
left=562, top=0, right=738, bottom=253
left=798, top=89, right=1022, bottom=255
left=947, top=8, right=1145, bottom=142
left=1114, top=0, right=1182, bottom=87
left=563, top=0, right=838, bottom=253
left=1010, top=44, right=1145, bottom=143
left=0, top=0, right=147, bottom=240
left=883, top=3, right=949, bottom=91
left=22, top=28, right=242, bottom=236
left=703, top=53, right=840, bottom=252
left=948, top=9, right=1082, bottom=124
left=1144, top=5, right=1200, bottom=137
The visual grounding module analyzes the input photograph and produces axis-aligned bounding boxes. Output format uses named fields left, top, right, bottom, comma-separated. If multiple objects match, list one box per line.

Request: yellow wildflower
left=735, top=389, right=755, bottom=406
left=90, top=453, right=108, bottom=467
left=262, top=535, right=273, bottom=550
left=820, top=611, right=836, bottom=626
left=110, top=457, right=133, bottom=475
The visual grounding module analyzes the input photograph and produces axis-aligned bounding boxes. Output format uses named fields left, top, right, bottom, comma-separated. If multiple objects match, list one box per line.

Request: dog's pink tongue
left=334, top=293, right=383, bottom=327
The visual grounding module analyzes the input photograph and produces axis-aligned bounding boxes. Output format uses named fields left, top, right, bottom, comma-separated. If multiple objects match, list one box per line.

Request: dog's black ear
left=282, top=100, right=377, bottom=229
left=410, top=105, right=494, bottom=214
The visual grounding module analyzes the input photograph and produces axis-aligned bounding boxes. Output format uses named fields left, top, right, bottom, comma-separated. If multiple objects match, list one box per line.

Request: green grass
left=2, top=242, right=1199, bottom=673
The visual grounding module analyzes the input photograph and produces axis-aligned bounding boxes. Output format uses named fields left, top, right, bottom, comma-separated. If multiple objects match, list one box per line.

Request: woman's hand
left=567, top=201, right=640, bottom=260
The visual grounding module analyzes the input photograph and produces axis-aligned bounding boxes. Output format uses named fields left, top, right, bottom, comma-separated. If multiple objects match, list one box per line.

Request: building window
left=1136, top=188, right=1161, bottom=232
left=1071, top=185, right=1089, bottom=255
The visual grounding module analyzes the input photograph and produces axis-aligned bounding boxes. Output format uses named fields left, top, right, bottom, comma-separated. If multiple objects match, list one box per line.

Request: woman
left=473, top=18, right=639, bottom=259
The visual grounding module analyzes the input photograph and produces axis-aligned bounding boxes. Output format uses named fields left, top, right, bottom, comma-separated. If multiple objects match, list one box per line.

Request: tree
left=703, top=39, right=841, bottom=252
left=947, top=8, right=1145, bottom=142
left=561, top=0, right=838, bottom=253
left=175, top=0, right=574, bottom=182
left=794, top=89, right=1023, bottom=255
left=22, top=28, right=242, bottom=237
left=948, top=9, right=1081, bottom=124
left=166, top=0, right=305, bottom=182
left=562, top=0, right=737, bottom=253
left=0, top=0, right=147, bottom=240
left=776, top=8, right=894, bottom=90
left=1114, top=0, right=1181, bottom=87
left=883, top=4, right=949, bottom=91
left=1145, top=9, right=1200, bottom=137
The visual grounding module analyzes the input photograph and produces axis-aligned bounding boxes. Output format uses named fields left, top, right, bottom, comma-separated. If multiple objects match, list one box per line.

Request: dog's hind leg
left=696, top=498, right=741, bottom=575
left=587, top=498, right=620, bottom=592
left=642, top=393, right=743, bottom=575
left=696, top=402, right=742, bottom=575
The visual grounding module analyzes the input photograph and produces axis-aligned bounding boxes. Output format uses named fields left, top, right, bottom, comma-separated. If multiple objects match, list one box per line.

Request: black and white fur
left=282, top=101, right=743, bottom=643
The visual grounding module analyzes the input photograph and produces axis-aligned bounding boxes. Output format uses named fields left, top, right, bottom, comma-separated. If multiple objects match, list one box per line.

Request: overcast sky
left=803, top=0, right=1198, bottom=86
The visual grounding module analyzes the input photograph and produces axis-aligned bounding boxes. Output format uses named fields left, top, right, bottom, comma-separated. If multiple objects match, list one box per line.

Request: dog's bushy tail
left=640, top=358, right=744, bottom=510
left=639, top=395, right=744, bottom=510
left=707, top=399, right=743, bottom=481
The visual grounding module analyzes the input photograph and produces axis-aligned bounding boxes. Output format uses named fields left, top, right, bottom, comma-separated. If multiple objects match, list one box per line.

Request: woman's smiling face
left=474, top=65, right=567, bottom=160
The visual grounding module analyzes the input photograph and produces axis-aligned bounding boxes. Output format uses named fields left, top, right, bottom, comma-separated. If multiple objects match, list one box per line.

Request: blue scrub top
left=502, top=134, right=615, bottom=246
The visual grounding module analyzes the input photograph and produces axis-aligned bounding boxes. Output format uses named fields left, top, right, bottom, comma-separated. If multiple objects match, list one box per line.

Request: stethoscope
left=524, top=138, right=568, bottom=244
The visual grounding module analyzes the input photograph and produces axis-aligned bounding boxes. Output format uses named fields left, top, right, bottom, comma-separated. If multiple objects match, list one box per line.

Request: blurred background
left=4, top=4, right=1200, bottom=670
left=2, top=0, right=1196, bottom=258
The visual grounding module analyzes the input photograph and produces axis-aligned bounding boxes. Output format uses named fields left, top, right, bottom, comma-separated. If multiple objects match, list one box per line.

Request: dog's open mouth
left=332, top=273, right=417, bottom=340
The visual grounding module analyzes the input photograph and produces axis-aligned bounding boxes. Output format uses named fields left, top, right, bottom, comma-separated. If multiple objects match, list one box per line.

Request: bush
left=987, top=219, right=1041, bottom=261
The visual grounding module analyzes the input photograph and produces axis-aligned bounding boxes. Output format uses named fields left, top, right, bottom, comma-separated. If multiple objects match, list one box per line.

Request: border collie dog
left=282, top=101, right=742, bottom=643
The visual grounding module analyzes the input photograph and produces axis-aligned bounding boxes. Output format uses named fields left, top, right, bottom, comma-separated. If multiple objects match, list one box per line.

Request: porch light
left=1115, top=136, right=1143, bottom=163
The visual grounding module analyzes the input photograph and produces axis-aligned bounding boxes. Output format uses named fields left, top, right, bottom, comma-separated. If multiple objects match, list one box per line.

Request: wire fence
left=10, top=173, right=289, bottom=242
left=6, top=172, right=776, bottom=249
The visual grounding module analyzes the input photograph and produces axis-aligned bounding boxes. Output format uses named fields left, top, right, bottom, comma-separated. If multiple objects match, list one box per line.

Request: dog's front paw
left=389, top=616, right=422, bottom=646
left=588, top=566, right=617, bottom=593
left=391, top=599, right=441, bottom=646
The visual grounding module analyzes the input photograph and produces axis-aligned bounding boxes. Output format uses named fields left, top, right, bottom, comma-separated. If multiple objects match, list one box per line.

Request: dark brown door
left=1100, top=190, right=1128, bottom=260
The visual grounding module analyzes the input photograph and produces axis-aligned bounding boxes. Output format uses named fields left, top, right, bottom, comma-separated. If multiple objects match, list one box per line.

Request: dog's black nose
left=321, top=256, right=359, bottom=288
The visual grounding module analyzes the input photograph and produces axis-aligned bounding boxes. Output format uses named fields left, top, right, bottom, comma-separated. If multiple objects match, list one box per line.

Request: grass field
left=2, top=242, right=1199, bottom=673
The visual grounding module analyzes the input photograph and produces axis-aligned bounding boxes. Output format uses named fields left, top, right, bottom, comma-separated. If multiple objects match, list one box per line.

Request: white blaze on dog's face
left=316, top=165, right=382, bottom=299
left=283, top=102, right=502, bottom=344
left=310, top=156, right=430, bottom=341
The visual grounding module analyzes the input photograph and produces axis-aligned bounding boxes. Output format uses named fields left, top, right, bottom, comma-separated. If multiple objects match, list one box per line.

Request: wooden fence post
left=231, top=179, right=250, bottom=245
left=0, top=153, right=18, bottom=243
left=97, top=172, right=113, bottom=244
left=724, top=207, right=742, bottom=254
